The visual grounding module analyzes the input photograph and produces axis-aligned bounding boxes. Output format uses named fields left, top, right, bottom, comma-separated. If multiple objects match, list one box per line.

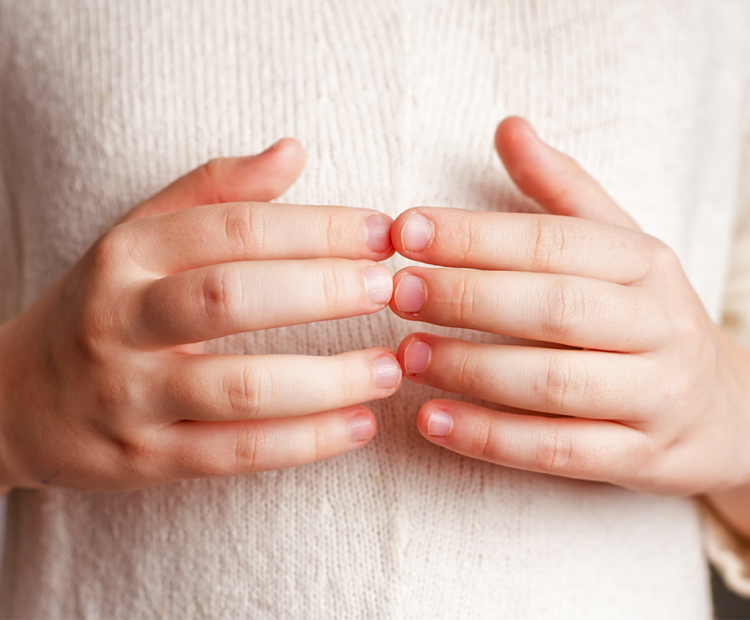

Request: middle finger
left=390, top=267, right=665, bottom=352
left=136, top=259, right=393, bottom=348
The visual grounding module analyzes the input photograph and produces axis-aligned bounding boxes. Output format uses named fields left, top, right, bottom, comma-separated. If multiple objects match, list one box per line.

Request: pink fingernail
left=401, top=213, right=432, bottom=253
left=394, top=274, right=425, bottom=314
left=365, top=216, right=392, bottom=253
left=364, top=266, right=393, bottom=304
left=427, top=409, right=452, bottom=438
left=349, top=413, right=374, bottom=442
left=374, top=356, right=401, bottom=389
left=403, top=338, right=430, bottom=375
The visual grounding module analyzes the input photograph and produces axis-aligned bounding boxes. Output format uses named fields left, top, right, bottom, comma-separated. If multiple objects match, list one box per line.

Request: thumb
left=494, top=117, right=639, bottom=230
left=121, top=138, right=307, bottom=223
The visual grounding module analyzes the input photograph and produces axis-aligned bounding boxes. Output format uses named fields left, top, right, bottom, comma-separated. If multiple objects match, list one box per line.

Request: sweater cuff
left=699, top=498, right=750, bottom=597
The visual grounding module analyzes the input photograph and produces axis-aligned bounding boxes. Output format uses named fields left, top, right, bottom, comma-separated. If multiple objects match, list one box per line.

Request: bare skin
left=0, top=138, right=402, bottom=492
left=0, top=121, right=747, bottom=547
left=390, top=117, right=750, bottom=540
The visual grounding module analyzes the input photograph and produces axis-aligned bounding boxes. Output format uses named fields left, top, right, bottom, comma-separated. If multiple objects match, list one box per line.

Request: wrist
left=704, top=332, right=750, bottom=542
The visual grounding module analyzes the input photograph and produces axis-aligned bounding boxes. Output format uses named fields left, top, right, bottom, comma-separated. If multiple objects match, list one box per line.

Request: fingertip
left=266, top=137, right=307, bottom=170
left=395, top=332, right=432, bottom=379
left=345, top=406, right=377, bottom=444
left=365, top=213, right=395, bottom=255
left=494, top=116, right=539, bottom=165
left=391, top=208, right=435, bottom=257
left=363, top=262, right=394, bottom=306
left=390, top=207, right=421, bottom=255
left=373, top=351, right=403, bottom=392
left=417, top=400, right=455, bottom=441
left=238, top=137, right=307, bottom=200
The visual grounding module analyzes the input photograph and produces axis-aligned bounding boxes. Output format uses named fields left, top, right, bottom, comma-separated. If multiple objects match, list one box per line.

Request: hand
left=389, top=117, right=750, bottom=497
left=0, top=139, right=402, bottom=492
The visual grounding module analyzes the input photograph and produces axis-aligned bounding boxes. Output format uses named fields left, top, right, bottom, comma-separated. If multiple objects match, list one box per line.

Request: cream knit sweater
left=1, top=1, right=750, bottom=618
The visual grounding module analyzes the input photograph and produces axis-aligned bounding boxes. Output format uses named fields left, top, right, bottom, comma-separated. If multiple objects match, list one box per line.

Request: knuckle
left=332, top=364, right=352, bottom=400
left=223, top=204, right=265, bottom=257
left=543, top=278, right=586, bottom=339
left=535, top=425, right=574, bottom=475
left=234, top=426, right=268, bottom=473
left=669, top=303, right=704, bottom=348
left=89, top=227, right=131, bottom=276
left=318, top=262, right=346, bottom=309
left=543, top=353, right=587, bottom=413
left=197, top=158, right=226, bottom=203
left=324, top=210, right=345, bottom=255
left=201, top=263, right=245, bottom=326
left=72, top=294, right=125, bottom=361
left=648, top=237, right=682, bottom=275
left=455, top=348, right=479, bottom=394
left=469, top=416, right=497, bottom=461
left=119, top=428, right=161, bottom=476
left=200, top=158, right=225, bottom=182
left=454, top=211, right=477, bottom=261
left=450, top=276, right=476, bottom=324
left=72, top=306, right=112, bottom=360
left=531, top=218, right=567, bottom=272
left=313, top=422, right=331, bottom=463
left=227, top=361, right=273, bottom=418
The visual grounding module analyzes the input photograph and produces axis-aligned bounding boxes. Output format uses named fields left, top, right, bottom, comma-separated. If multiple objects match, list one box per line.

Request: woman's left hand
left=390, top=117, right=750, bottom=496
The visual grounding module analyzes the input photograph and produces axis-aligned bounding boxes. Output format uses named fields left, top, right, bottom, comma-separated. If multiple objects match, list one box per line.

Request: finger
left=122, top=138, right=306, bottom=222
left=156, top=405, right=376, bottom=479
left=159, top=349, right=401, bottom=422
left=117, top=202, right=394, bottom=275
left=397, top=334, right=660, bottom=420
left=391, top=207, right=656, bottom=285
left=495, top=117, right=639, bottom=230
left=136, top=259, right=393, bottom=346
left=390, top=268, right=665, bottom=351
left=416, top=399, right=645, bottom=486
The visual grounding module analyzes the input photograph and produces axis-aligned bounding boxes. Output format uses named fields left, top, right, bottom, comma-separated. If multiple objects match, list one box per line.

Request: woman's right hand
left=0, top=139, right=401, bottom=492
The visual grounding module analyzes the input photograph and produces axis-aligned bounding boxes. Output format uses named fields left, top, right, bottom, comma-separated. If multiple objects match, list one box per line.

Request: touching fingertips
left=394, top=274, right=425, bottom=313
left=426, top=408, right=453, bottom=438
left=374, top=355, right=402, bottom=389
left=401, top=213, right=433, bottom=252
left=365, top=215, right=393, bottom=252
left=348, top=412, right=375, bottom=442
left=364, top=266, right=393, bottom=304
left=403, top=338, right=431, bottom=375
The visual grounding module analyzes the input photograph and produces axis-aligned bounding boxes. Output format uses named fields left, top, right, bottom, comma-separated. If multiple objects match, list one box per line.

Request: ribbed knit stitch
left=1, top=1, right=749, bottom=618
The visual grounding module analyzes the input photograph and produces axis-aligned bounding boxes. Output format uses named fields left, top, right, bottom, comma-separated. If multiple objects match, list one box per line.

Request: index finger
left=115, top=202, right=394, bottom=275
left=392, top=208, right=658, bottom=285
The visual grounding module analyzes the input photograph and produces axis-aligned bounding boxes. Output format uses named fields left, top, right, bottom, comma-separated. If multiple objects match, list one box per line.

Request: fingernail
left=403, top=338, right=430, bottom=375
left=394, top=274, right=425, bottom=313
left=365, top=216, right=392, bottom=253
left=427, top=409, right=452, bottom=438
left=349, top=413, right=374, bottom=442
left=401, top=213, right=432, bottom=253
left=364, top=266, right=393, bottom=304
left=374, top=355, right=401, bottom=389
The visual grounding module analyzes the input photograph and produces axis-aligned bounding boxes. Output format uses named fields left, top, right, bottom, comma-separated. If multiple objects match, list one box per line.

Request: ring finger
left=391, top=267, right=664, bottom=351
left=136, top=259, right=393, bottom=347
left=160, top=348, right=402, bottom=422
left=397, top=333, right=660, bottom=420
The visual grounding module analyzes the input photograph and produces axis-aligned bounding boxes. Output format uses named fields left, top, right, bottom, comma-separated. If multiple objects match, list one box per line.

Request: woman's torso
left=1, top=1, right=749, bottom=618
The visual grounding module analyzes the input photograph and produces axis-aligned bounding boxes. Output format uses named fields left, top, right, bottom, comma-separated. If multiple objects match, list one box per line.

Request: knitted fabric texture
left=1, top=1, right=750, bottom=618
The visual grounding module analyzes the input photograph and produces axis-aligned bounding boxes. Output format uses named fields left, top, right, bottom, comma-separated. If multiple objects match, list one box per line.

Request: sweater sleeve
left=700, top=118, right=750, bottom=598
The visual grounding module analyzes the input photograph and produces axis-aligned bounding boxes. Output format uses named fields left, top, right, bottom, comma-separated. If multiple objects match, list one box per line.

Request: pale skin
left=0, top=138, right=402, bottom=492
left=390, top=117, right=750, bottom=541
left=0, top=119, right=748, bottom=545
